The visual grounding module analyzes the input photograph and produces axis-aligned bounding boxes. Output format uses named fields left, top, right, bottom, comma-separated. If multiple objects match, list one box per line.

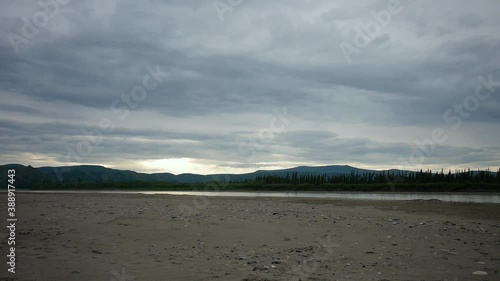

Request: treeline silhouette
left=32, top=168, right=500, bottom=192
left=250, top=168, right=500, bottom=185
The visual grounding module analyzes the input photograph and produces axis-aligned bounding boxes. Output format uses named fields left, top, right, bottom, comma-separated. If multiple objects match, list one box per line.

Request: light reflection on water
left=20, top=190, right=500, bottom=203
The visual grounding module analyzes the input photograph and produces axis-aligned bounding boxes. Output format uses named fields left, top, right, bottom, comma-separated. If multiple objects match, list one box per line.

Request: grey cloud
left=457, top=13, right=483, bottom=29
left=0, top=0, right=499, bottom=173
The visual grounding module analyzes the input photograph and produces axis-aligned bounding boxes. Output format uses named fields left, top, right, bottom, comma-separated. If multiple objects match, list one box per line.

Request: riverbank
left=28, top=180, right=500, bottom=192
left=17, top=189, right=500, bottom=203
left=4, top=193, right=500, bottom=280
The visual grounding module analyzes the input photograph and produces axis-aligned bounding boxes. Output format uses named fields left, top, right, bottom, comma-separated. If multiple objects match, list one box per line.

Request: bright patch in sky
left=140, top=158, right=208, bottom=175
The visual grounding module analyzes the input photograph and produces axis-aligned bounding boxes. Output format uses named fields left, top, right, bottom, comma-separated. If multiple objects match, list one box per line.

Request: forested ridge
left=2, top=164, right=499, bottom=192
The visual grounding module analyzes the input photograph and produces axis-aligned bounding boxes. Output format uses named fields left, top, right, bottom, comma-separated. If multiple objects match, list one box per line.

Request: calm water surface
left=20, top=190, right=500, bottom=203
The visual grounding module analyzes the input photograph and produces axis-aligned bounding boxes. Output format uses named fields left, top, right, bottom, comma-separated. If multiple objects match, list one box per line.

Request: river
left=18, top=190, right=500, bottom=203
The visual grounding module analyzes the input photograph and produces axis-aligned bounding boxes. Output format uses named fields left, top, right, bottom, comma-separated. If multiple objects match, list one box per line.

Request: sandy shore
left=2, top=193, right=500, bottom=280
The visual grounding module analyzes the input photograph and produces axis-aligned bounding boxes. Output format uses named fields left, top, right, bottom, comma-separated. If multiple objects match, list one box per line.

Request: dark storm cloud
left=1, top=0, right=499, bottom=173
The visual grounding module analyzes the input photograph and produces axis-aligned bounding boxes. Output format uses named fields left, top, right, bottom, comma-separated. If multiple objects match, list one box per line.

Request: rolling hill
left=1, top=163, right=407, bottom=188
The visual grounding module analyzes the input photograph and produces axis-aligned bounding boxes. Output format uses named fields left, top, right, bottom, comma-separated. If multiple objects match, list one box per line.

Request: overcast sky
left=1, top=0, right=499, bottom=174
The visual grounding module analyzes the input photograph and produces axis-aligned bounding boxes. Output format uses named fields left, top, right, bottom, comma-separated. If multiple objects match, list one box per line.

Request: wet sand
left=2, top=193, right=500, bottom=280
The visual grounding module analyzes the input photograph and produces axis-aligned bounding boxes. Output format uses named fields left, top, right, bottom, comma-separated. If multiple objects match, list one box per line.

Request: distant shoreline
left=15, top=189, right=500, bottom=204
left=16, top=189, right=500, bottom=195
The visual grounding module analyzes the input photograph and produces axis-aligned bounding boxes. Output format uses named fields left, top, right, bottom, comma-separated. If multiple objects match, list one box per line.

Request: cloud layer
left=1, top=0, right=499, bottom=174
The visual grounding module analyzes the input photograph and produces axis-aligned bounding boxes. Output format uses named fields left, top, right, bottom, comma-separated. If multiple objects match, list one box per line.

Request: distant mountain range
left=0, top=163, right=411, bottom=188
